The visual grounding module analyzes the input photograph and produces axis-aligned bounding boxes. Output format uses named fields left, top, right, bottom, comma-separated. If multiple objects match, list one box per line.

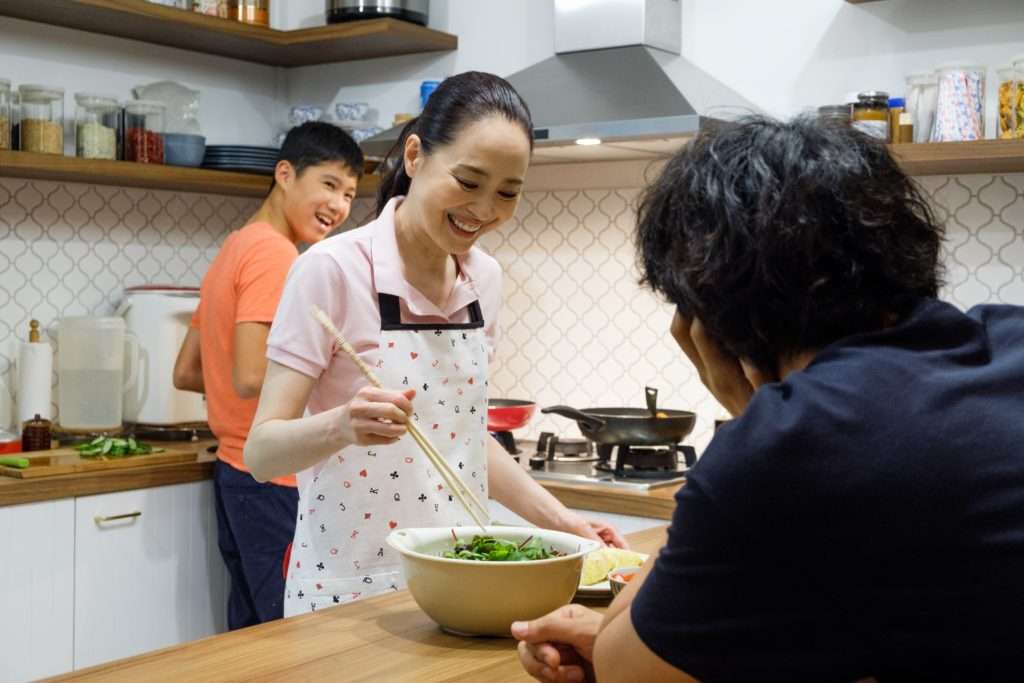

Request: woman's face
left=403, top=114, right=531, bottom=256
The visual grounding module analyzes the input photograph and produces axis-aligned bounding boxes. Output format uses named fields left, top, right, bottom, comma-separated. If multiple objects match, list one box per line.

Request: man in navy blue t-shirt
left=513, top=116, right=1024, bottom=682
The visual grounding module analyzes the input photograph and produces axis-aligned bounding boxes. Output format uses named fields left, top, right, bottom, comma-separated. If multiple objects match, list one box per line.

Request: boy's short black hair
left=636, top=115, right=944, bottom=374
left=274, top=121, right=364, bottom=186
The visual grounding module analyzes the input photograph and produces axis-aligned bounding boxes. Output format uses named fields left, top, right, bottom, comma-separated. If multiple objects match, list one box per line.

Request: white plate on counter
left=575, top=552, right=649, bottom=598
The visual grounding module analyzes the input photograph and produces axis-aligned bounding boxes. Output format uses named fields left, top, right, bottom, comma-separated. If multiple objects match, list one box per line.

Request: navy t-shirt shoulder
left=631, top=300, right=1024, bottom=681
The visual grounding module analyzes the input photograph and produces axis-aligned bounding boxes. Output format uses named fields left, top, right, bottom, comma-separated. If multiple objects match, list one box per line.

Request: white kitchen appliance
left=117, top=286, right=206, bottom=426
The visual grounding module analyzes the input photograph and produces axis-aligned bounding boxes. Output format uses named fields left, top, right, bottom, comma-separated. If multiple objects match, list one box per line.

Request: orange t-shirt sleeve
left=235, top=234, right=298, bottom=324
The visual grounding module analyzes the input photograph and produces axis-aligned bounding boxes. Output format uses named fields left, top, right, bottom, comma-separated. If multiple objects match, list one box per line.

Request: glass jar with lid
left=75, top=93, right=120, bottom=160
left=18, top=84, right=65, bottom=155
left=818, top=104, right=851, bottom=125
left=932, top=63, right=986, bottom=142
left=228, top=0, right=269, bottom=25
left=851, top=91, right=889, bottom=141
left=0, top=79, right=11, bottom=151
left=124, top=100, right=165, bottom=164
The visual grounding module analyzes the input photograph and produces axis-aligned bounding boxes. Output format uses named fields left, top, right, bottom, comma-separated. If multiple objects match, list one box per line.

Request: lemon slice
left=580, top=548, right=647, bottom=586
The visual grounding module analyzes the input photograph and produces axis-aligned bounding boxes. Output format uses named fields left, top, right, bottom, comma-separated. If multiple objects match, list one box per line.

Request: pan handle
left=645, top=386, right=659, bottom=418
left=540, top=405, right=606, bottom=430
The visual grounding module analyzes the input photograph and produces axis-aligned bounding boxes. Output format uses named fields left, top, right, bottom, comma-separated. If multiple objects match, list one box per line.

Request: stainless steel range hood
left=362, top=0, right=753, bottom=165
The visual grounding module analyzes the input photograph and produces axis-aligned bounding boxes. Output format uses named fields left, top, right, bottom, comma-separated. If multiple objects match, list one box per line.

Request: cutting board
left=0, top=445, right=199, bottom=479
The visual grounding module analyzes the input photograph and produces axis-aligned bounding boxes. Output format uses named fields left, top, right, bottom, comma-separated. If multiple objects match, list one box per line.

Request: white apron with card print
left=284, top=293, right=490, bottom=616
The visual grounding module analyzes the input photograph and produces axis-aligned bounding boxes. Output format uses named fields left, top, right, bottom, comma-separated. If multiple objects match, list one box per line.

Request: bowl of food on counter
left=387, top=525, right=601, bottom=636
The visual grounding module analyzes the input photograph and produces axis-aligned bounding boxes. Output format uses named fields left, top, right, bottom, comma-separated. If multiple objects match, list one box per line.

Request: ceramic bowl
left=608, top=566, right=642, bottom=597
left=387, top=525, right=601, bottom=637
left=163, top=133, right=206, bottom=167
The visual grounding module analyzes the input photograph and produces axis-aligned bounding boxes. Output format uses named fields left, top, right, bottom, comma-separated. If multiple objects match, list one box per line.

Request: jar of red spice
left=124, top=100, right=166, bottom=164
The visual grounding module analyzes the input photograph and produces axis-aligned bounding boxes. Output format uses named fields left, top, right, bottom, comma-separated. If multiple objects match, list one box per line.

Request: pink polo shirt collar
left=370, top=197, right=485, bottom=320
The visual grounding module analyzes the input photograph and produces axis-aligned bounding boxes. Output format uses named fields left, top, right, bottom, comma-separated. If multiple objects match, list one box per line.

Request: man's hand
left=513, top=604, right=603, bottom=683
left=671, top=311, right=761, bottom=417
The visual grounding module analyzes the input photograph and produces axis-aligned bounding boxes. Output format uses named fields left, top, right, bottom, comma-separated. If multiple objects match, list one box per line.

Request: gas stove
left=524, top=432, right=696, bottom=491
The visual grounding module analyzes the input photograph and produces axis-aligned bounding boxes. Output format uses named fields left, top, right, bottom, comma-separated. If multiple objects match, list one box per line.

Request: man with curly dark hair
left=513, top=116, right=1024, bottom=682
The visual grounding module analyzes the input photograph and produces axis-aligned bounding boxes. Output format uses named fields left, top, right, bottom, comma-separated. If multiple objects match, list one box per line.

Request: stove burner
left=593, top=443, right=695, bottom=480
left=491, top=431, right=521, bottom=460
left=537, top=432, right=598, bottom=462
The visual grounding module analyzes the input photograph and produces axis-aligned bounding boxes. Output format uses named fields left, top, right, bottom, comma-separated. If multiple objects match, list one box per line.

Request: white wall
left=0, top=17, right=286, bottom=152
left=280, top=0, right=1024, bottom=138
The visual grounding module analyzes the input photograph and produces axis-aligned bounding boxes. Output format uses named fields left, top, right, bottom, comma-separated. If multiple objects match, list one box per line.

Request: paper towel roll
left=17, top=341, right=53, bottom=425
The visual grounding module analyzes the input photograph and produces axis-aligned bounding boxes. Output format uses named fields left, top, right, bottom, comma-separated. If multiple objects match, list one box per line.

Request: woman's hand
left=559, top=514, right=628, bottom=549
left=337, top=386, right=416, bottom=446
left=670, top=311, right=760, bottom=417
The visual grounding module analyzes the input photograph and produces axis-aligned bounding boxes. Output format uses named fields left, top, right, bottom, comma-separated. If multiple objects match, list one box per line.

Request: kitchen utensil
left=0, top=444, right=197, bottom=479
left=487, top=399, right=536, bottom=432
left=163, top=133, right=207, bottom=167
left=541, top=389, right=696, bottom=446
left=118, top=286, right=206, bottom=426
left=326, top=0, right=429, bottom=27
left=310, top=305, right=489, bottom=530
left=57, top=316, right=139, bottom=432
left=644, top=386, right=658, bottom=419
left=387, top=525, right=601, bottom=636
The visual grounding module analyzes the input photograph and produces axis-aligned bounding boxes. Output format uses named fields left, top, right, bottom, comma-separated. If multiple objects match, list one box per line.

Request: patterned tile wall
left=2, top=174, right=1024, bottom=452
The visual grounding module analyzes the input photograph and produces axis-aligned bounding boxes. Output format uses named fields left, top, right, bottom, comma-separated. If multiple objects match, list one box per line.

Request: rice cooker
left=117, top=286, right=206, bottom=426
left=326, top=0, right=430, bottom=26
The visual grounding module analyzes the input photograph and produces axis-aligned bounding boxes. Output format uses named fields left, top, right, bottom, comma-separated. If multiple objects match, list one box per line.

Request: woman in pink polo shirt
left=245, top=71, right=624, bottom=616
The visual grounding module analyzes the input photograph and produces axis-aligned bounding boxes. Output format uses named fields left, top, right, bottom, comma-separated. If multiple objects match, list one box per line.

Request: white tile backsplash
left=2, top=172, right=1023, bottom=451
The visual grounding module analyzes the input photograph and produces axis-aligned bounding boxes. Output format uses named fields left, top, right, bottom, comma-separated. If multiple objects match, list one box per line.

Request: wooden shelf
left=0, top=150, right=380, bottom=198
left=0, top=0, right=457, bottom=67
left=890, top=140, right=1024, bottom=176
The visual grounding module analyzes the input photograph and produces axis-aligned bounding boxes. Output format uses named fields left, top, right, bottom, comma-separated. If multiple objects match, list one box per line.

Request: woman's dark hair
left=272, top=121, right=364, bottom=190
left=636, top=115, right=944, bottom=374
left=375, top=71, right=533, bottom=216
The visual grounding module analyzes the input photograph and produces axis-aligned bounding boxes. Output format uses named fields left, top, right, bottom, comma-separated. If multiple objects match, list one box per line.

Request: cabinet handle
left=94, top=511, right=142, bottom=524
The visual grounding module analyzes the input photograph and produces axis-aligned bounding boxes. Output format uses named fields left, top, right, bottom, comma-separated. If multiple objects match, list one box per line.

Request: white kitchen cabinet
left=0, top=498, right=75, bottom=683
left=73, top=480, right=228, bottom=670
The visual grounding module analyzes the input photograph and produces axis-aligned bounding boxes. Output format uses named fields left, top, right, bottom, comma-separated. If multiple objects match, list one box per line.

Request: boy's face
left=279, top=160, right=359, bottom=244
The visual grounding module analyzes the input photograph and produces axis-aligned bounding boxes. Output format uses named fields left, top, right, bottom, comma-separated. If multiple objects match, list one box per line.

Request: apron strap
left=378, top=293, right=484, bottom=331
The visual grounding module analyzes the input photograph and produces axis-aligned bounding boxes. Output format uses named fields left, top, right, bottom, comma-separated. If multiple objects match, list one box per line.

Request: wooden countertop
left=0, top=441, right=682, bottom=519
left=46, top=526, right=667, bottom=682
left=0, top=440, right=218, bottom=507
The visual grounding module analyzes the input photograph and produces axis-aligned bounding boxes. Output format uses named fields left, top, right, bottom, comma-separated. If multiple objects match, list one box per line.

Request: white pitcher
left=57, top=316, right=139, bottom=432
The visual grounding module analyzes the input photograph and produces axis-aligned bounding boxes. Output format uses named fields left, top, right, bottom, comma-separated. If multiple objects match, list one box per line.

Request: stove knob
left=528, top=455, right=547, bottom=471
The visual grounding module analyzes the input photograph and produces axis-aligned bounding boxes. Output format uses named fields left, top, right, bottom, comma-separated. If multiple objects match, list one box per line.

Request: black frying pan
left=541, top=387, right=696, bottom=446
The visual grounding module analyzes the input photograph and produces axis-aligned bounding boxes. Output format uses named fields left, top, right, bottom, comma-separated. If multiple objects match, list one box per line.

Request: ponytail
left=375, top=117, right=419, bottom=217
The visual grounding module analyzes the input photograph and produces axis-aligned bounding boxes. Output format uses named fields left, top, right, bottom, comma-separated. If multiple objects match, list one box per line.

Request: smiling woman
left=244, top=71, right=626, bottom=619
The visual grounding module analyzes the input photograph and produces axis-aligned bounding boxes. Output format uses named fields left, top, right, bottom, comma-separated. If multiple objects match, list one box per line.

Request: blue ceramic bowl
left=163, top=134, right=207, bottom=167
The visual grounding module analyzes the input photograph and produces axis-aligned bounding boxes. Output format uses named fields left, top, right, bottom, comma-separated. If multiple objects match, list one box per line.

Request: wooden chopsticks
left=310, top=305, right=490, bottom=532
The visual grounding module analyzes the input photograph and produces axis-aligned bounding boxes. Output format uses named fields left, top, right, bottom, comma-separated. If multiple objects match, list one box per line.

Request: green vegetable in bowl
left=441, top=532, right=566, bottom=562
left=74, top=436, right=163, bottom=458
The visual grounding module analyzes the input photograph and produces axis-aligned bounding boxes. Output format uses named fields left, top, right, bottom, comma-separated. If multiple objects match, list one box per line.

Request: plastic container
left=906, top=73, right=938, bottom=144
left=1005, top=56, right=1024, bottom=140
left=57, top=317, right=139, bottom=432
left=18, top=84, right=65, bottom=155
left=852, top=91, right=889, bottom=140
left=932, top=64, right=986, bottom=142
left=75, top=93, right=120, bottom=160
left=0, top=79, right=11, bottom=151
left=420, top=80, right=441, bottom=111
left=124, top=100, right=165, bottom=164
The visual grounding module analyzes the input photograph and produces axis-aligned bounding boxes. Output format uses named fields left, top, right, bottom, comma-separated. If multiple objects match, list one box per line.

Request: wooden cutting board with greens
left=0, top=439, right=199, bottom=479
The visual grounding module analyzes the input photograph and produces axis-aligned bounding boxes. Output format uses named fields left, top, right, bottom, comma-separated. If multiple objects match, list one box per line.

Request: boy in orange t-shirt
left=173, top=122, right=362, bottom=628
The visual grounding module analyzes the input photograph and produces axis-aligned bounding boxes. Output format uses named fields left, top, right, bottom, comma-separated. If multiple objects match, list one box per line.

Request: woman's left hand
left=561, top=514, right=628, bottom=549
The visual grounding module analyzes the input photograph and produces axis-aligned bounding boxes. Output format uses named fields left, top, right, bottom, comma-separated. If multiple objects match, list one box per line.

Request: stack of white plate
left=202, top=145, right=279, bottom=175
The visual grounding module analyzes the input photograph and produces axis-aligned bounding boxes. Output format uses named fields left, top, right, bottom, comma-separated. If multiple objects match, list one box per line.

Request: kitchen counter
left=45, top=525, right=667, bottom=682
left=0, top=441, right=682, bottom=520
